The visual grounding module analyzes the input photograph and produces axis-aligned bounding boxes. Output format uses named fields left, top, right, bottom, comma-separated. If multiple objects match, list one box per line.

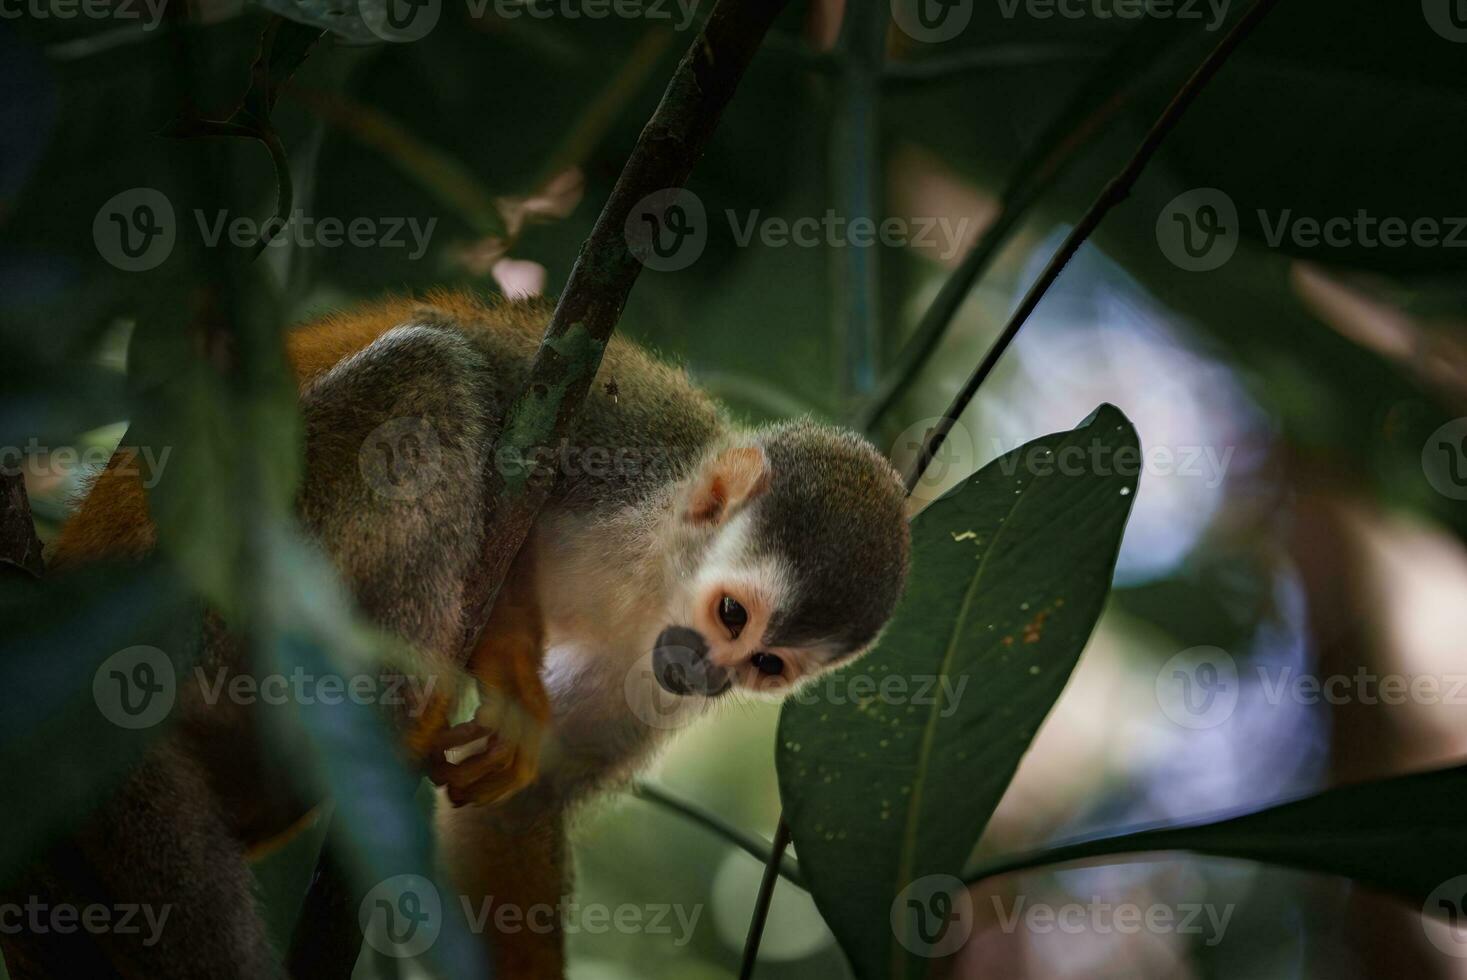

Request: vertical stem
left=737, top=817, right=792, bottom=980
left=830, top=2, right=886, bottom=405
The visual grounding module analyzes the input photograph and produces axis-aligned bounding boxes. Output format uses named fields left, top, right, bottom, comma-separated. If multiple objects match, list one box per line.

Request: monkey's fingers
left=426, top=722, right=498, bottom=785
left=435, top=739, right=536, bottom=808
left=454, top=745, right=539, bottom=807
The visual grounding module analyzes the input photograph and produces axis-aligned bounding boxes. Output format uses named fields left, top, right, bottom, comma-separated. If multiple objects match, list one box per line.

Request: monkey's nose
left=652, top=626, right=730, bottom=697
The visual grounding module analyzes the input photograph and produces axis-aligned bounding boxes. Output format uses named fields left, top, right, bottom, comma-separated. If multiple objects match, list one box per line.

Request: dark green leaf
left=777, top=404, right=1140, bottom=980
left=965, top=763, right=1467, bottom=913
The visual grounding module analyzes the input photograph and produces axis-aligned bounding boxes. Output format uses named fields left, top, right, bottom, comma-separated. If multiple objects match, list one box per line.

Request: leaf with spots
left=775, top=404, right=1140, bottom=979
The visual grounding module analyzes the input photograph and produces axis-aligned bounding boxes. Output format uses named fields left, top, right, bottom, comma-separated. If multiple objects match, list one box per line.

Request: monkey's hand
left=428, top=566, right=549, bottom=807
left=427, top=689, right=546, bottom=807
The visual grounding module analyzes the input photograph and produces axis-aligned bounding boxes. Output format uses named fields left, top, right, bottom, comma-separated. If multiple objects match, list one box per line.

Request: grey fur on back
left=413, top=302, right=729, bottom=514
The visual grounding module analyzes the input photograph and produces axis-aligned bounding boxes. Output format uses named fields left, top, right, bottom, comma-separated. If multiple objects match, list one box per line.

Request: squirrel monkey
left=2, top=292, right=910, bottom=979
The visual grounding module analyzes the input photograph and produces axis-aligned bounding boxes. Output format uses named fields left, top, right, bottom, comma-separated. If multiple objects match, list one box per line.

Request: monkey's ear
left=685, top=446, right=771, bottom=525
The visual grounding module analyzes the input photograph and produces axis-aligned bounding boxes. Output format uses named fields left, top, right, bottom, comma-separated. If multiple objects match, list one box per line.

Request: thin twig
left=830, top=0, right=886, bottom=404
left=907, top=0, right=1284, bottom=490
left=850, top=15, right=1200, bottom=434
left=737, top=817, right=791, bottom=980
left=162, top=16, right=325, bottom=260
left=633, top=784, right=805, bottom=887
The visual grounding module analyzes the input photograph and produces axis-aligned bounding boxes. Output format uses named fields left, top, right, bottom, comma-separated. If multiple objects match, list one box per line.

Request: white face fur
left=666, top=508, right=842, bottom=699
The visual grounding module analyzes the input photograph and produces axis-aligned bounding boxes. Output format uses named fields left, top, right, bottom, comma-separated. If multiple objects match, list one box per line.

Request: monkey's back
left=51, top=291, right=725, bottom=567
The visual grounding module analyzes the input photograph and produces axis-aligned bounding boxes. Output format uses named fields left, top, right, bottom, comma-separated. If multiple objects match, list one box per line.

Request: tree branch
left=0, top=471, right=44, bottom=581
left=454, top=0, right=794, bottom=665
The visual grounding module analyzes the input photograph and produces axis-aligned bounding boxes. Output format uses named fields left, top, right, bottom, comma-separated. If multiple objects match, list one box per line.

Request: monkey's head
left=651, top=420, right=910, bottom=702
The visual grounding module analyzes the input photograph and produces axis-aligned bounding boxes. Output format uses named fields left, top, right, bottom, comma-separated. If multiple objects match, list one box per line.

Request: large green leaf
left=964, top=763, right=1467, bottom=910
left=776, top=404, right=1140, bottom=980
left=252, top=524, right=489, bottom=978
left=126, top=268, right=302, bottom=610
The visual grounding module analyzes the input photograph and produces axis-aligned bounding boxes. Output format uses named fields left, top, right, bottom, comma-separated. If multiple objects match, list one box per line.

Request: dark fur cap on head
left=749, top=420, right=911, bottom=655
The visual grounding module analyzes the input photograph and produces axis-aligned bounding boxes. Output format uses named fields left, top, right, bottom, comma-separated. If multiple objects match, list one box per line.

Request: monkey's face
left=650, top=546, right=819, bottom=699
left=651, top=423, right=911, bottom=703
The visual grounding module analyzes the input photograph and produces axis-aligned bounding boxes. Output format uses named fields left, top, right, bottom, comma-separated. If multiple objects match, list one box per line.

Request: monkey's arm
left=423, top=550, right=551, bottom=807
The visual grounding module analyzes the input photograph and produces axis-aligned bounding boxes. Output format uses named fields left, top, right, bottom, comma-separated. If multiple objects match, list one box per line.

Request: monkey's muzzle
left=652, top=626, right=731, bottom=697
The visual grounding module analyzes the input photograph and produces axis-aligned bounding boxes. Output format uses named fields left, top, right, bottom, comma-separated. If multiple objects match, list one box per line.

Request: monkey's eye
left=718, top=596, right=748, bottom=639
left=751, top=652, right=784, bottom=677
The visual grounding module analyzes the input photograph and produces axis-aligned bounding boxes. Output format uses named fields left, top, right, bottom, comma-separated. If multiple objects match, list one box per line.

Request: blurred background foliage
left=4, top=0, right=1467, bottom=976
